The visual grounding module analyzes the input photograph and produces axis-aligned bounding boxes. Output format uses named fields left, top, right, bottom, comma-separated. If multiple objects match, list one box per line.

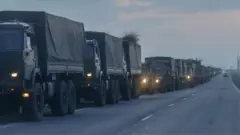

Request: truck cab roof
left=0, top=21, right=34, bottom=34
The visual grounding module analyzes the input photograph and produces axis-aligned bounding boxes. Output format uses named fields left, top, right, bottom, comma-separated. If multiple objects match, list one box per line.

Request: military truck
left=0, top=11, right=86, bottom=121
left=122, top=40, right=142, bottom=98
left=184, top=59, right=196, bottom=87
left=82, top=32, right=124, bottom=105
left=141, top=57, right=177, bottom=93
left=83, top=32, right=141, bottom=105
left=140, top=62, right=160, bottom=94
left=184, top=59, right=203, bottom=87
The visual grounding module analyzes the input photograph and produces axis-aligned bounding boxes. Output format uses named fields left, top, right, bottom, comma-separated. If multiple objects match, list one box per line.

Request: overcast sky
left=1, top=0, right=240, bottom=68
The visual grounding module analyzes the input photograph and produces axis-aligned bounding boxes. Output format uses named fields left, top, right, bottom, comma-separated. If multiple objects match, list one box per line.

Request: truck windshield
left=85, top=43, right=94, bottom=58
left=0, top=29, right=22, bottom=51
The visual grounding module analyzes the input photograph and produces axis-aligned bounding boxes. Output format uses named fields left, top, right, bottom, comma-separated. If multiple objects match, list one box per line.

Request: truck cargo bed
left=123, top=41, right=141, bottom=75
left=86, top=31, right=124, bottom=75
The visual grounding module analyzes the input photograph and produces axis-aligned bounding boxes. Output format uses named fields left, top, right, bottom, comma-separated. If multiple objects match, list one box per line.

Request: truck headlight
left=11, top=72, right=18, bottom=78
left=87, top=73, right=92, bottom=77
left=142, top=78, right=147, bottom=84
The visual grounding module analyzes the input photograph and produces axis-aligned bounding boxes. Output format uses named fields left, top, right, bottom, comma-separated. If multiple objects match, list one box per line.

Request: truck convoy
left=140, top=57, right=220, bottom=94
left=0, top=10, right=221, bottom=122
left=0, top=11, right=142, bottom=121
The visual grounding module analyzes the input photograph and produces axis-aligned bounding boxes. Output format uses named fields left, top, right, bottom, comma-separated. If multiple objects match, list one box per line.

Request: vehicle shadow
left=0, top=102, right=94, bottom=125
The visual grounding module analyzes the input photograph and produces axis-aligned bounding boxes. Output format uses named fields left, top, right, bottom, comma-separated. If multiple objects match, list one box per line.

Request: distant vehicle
left=223, top=72, right=228, bottom=77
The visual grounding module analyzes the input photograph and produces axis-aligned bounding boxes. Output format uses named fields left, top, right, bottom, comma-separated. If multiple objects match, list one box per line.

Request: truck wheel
left=131, top=77, right=138, bottom=99
left=115, top=80, right=120, bottom=103
left=107, top=80, right=117, bottom=104
left=22, top=82, right=44, bottom=121
left=94, top=80, right=106, bottom=107
left=67, top=80, right=76, bottom=114
left=122, top=78, right=131, bottom=101
left=51, top=80, right=68, bottom=116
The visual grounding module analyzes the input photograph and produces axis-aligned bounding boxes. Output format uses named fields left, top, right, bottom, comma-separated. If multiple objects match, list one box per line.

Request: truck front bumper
left=79, top=80, right=101, bottom=101
left=0, top=87, right=23, bottom=115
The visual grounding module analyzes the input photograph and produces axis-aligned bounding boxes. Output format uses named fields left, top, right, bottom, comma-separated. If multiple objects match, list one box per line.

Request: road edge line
left=230, top=75, right=240, bottom=95
left=141, top=114, right=153, bottom=121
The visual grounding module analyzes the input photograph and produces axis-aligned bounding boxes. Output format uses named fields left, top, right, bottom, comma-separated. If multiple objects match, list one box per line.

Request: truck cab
left=0, top=21, right=37, bottom=95
left=84, top=39, right=101, bottom=82
left=140, top=63, right=160, bottom=94
left=81, top=39, right=105, bottom=104
left=0, top=21, right=43, bottom=119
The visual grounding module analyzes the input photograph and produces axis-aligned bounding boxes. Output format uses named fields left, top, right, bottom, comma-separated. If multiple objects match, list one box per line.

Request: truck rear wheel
left=94, top=80, right=106, bottom=107
left=23, top=82, right=44, bottom=121
left=115, top=80, right=121, bottom=103
left=107, top=80, right=117, bottom=104
left=67, top=80, right=76, bottom=114
left=50, top=80, right=68, bottom=116
left=131, top=77, right=138, bottom=99
left=121, top=78, right=131, bottom=101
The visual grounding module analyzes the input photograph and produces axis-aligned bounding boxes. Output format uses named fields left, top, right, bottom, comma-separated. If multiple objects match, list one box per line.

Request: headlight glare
left=11, top=72, right=18, bottom=78
left=142, top=78, right=147, bottom=83
left=87, top=73, right=92, bottom=77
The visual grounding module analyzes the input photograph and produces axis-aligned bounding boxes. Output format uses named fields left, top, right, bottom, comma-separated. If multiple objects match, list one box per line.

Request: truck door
left=85, top=40, right=101, bottom=79
left=94, top=44, right=101, bottom=78
left=23, top=33, right=36, bottom=79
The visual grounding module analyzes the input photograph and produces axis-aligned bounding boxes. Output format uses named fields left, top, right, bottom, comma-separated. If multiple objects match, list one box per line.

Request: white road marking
left=75, top=108, right=86, bottom=112
left=141, top=114, right=153, bottom=121
left=0, top=124, right=12, bottom=129
left=0, top=123, right=20, bottom=129
left=231, top=81, right=240, bottom=95
left=182, top=97, right=187, bottom=100
left=168, top=104, right=175, bottom=107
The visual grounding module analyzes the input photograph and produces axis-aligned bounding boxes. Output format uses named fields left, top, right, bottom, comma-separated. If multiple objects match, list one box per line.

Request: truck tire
left=121, top=78, right=131, bottom=101
left=94, top=80, right=106, bottom=107
left=131, top=77, right=139, bottom=99
left=106, top=80, right=115, bottom=104
left=67, top=80, right=76, bottom=114
left=115, top=80, right=120, bottom=103
left=51, top=80, right=68, bottom=116
left=107, top=80, right=120, bottom=104
left=22, top=82, right=44, bottom=121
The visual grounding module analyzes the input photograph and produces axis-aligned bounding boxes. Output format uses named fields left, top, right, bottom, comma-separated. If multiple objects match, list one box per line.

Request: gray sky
left=1, top=0, right=240, bottom=68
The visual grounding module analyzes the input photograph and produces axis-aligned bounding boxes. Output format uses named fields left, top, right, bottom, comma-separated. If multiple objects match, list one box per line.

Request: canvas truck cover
left=85, top=31, right=123, bottom=75
left=186, top=59, right=199, bottom=77
left=123, top=41, right=141, bottom=75
left=175, top=59, right=184, bottom=77
left=0, top=11, right=85, bottom=74
left=145, top=57, right=175, bottom=76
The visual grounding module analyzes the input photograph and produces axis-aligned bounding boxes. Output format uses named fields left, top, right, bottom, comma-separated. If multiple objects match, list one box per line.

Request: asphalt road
left=0, top=75, right=240, bottom=135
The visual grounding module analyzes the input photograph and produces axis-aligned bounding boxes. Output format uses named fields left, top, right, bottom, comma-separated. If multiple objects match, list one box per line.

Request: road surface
left=0, top=75, right=240, bottom=135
